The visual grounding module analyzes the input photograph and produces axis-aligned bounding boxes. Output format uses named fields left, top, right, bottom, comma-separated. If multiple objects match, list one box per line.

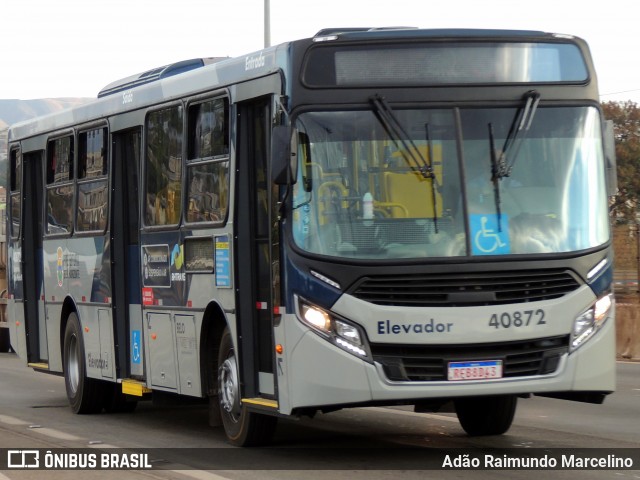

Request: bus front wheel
left=63, top=313, right=105, bottom=414
left=454, top=395, right=517, bottom=436
left=217, top=328, right=277, bottom=446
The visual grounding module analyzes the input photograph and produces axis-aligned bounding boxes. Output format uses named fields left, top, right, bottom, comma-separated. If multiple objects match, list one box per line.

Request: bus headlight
left=296, top=295, right=371, bottom=361
left=571, top=293, right=613, bottom=351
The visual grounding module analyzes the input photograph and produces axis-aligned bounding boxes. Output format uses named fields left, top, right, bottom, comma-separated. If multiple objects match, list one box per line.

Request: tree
left=0, top=157, right=6, bottom=188
left=602, top=101, right=640, bottom=222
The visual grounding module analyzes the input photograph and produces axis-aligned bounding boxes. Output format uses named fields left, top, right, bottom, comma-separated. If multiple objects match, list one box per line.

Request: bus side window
left=46, top=136, right=74, bottom=235
left=9, top=148, right=22, bottom=238
left=145, top=106, right=183, bottom=226
left=47, top=135, right=73, bottom=184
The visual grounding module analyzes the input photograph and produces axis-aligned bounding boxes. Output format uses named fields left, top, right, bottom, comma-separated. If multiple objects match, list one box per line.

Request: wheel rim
left=219, top=351, right=240, bottom=423
left=67, top=335, right=80, bottom=394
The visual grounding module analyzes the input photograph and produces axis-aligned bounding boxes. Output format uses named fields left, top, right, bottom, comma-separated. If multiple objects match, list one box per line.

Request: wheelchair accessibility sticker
left=131, top=330, right=141, bottom=364
left=470, top=214, right=510, bottom=255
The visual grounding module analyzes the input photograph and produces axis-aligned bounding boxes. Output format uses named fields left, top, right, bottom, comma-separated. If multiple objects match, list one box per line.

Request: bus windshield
left=291, top=106, right=609, bottom=259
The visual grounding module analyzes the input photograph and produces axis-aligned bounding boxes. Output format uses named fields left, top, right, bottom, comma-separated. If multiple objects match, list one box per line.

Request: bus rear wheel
left=454, top=395, right=517, bottom=436
left=217, top=328, right=277, bottom=446
left=63, top=313, right=105, bottom=414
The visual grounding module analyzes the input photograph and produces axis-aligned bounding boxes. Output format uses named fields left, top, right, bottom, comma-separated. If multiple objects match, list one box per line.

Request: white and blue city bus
left=6, top=28, right=616, bottom=446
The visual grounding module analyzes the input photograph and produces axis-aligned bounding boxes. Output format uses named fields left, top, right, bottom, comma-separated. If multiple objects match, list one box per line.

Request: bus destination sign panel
left=304, top=42, right=588, bottom=87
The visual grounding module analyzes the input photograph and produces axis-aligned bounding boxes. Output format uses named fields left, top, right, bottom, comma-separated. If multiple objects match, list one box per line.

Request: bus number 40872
left=489, top=310, right=546, bottom=329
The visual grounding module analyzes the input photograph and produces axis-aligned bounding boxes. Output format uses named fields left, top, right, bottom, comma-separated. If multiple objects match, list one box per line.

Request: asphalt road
left=0, top=352, right=638, bottom=479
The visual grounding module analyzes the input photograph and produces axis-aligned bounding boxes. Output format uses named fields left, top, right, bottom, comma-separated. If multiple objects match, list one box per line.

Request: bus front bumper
left=279, top=312, right=615, bottom=415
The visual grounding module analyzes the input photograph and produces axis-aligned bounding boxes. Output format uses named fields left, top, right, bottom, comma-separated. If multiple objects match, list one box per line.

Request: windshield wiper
left=488, top=123, right=504, bottom=231
left=488, top=90, right=540, bottom=231
left=370, top=94, right=440, bottom=232
left=424, top=123, right=440, bottom=233
left=494, top=90, right=541, bottom=180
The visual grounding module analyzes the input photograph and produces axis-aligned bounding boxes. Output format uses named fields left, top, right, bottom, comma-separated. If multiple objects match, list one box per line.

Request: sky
left=2, top=0, right=639, bottom=103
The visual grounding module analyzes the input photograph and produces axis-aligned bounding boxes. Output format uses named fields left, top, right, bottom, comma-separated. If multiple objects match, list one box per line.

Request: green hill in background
left=0, top=98, right=91, bottom=127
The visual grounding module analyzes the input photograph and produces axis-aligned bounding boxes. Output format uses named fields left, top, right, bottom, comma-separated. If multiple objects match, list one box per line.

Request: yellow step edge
left=28, top=362, right=49, bottom=370
left=242, top=398, right=278, bottom=409
left=121, top=379, right=152, bottom=397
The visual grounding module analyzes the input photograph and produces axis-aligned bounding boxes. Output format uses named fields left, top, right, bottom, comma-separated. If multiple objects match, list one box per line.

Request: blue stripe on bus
left=588, top=262, right=613, bottom=298
left=128, top=245, right=142, bottom=304
left=284, top=254, right=342, bottom=310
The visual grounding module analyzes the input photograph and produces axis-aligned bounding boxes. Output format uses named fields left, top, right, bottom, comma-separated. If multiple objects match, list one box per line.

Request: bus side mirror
left=604, top=120, right=617, bottom=196
left=271, top=126, right=297, bottom=185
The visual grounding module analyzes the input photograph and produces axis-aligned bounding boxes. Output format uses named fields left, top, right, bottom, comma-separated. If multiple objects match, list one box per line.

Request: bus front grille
left=371, top=336, right=569, bottom=382
left=349, top=269, right=581, bottom=306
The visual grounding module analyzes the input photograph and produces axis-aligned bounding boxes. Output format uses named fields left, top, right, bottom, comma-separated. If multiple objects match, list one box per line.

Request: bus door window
left=77, top=128, right=109, bottom=232
left=186, top=98, right=230, bottom=224
left=145, top=106, right=183, bottom=227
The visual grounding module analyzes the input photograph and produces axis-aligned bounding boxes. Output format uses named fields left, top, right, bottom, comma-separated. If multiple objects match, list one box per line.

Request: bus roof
left=97, top=57, right=229, bottom=98
left=313, top=27, right=553, bottom=40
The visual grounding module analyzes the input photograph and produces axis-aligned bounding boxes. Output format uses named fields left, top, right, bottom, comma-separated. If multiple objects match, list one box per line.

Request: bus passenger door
left=21, top=151, right=46, bottom=364
left=235, top=97, right=278, bottom=401
left=111, top=129, right=142, bottom=379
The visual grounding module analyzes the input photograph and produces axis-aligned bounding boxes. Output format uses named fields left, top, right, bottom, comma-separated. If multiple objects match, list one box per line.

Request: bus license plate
left=447, top=360, right=503, bottom=381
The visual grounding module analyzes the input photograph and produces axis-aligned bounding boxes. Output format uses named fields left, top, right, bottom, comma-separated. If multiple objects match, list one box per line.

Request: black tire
left=103, top=383, right=138, bottom=413
left=454, top=395, right=517, bottom=436
left=63, top=313, right=105, bottom=414
left=218, top=328, right=277, bottom=446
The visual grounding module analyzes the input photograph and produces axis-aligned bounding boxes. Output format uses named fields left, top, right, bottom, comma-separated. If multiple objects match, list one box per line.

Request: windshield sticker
left=57, top=247, right=64, bottom=287
left=142, top=245, right=171, bottom=287
left=142, top=287, right=154, bottom=306
left=470, top=214, right=510, bottom=255
left=215, top=235, right=231, bottom=288
left=131, top=330, right=141, bottom=364
left=170, top=243, right=185, bottom=282
left=171, top=244, right=184, bottom=269
left=56, top=247, right=80, bottom=287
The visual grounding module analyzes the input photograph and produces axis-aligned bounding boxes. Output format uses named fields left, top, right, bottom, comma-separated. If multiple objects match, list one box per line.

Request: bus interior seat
left=511, top=187, right=558, bottom=216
